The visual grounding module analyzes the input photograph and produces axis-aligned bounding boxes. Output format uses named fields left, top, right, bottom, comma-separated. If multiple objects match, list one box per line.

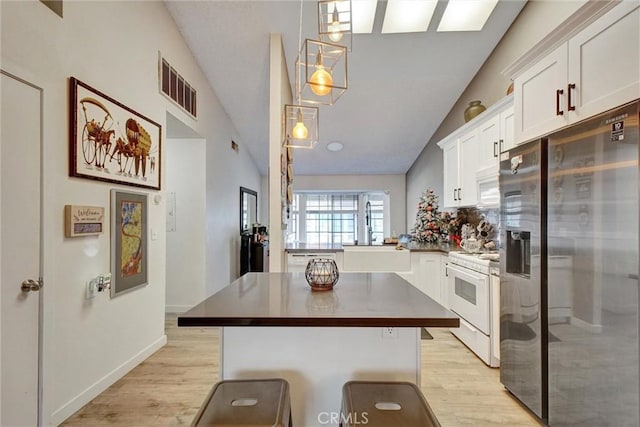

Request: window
left=288, top=192, right=387, bottom=245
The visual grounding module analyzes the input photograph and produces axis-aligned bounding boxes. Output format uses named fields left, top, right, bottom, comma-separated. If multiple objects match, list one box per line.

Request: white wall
left=405, top=141, right=444, bottom=230
left=268, top=34, right=293, bottom=272
left=406, top=0, right=586, bottom=224
left=294, top=175, right=407, bottom=235
left=1, top=1, right=261, bottom=424
left=165, top=138, right=206, bottom=313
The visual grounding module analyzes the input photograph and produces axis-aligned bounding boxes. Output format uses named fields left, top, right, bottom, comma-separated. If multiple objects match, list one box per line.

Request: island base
left=221, top=326, right=421, bottom=426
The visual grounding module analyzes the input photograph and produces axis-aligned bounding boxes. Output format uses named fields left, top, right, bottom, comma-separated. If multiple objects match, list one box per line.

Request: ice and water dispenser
left=506, top=230, right=531, bottom=277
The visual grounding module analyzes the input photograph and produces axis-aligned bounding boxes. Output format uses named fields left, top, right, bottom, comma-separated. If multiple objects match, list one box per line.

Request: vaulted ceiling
left=164, top=0, right=526, bottom=175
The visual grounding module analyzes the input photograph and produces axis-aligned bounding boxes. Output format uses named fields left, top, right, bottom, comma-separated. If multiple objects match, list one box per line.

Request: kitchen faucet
left=365, top=201, right=373, bottom=245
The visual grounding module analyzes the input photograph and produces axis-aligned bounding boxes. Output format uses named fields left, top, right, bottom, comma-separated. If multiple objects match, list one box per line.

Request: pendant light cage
left=318, top=0, right=352, bottom=52
left=296, top=39, right=348, bottom=106
left=283, top=104, right=319, bottom=149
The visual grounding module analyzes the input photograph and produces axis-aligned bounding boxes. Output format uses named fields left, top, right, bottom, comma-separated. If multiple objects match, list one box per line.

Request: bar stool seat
left=192, top=378, right=291, bottom=426
left=341, top=381, right=440, bottom=427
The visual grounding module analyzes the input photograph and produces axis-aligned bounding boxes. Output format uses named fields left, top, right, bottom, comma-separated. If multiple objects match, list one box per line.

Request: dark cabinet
left=240, top=235, right=268, bottom=275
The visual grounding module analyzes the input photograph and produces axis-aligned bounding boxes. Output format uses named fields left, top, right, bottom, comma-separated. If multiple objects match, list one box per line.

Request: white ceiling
left=164, top=0, right=526, bottom=176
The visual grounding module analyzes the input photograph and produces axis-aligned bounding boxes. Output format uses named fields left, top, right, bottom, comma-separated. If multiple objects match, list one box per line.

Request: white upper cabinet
left=500, top=105, right=515, bottom=152
left=442, top=138, right=460, bottom=208
left=440, top=129, right=479, bottom=208
left=510, top=1, right=640, bottom=144
left=567, top=3, right=640, bottom=121
left=438, top=96, right=513, bottom=208
left=478, top=114, right=500, bottom=169
left=459, top=129, right=479, bottom=207
left=513, top=44, right=568, bottom=144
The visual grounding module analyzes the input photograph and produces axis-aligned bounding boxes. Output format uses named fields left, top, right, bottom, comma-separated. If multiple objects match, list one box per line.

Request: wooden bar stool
left=341, top=381, right=440, bottom=427
left=192, top=378, right=291, bottom=426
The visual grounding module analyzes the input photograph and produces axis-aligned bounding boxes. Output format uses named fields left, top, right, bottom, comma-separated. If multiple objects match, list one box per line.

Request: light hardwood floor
left=63, top=316, right=541, bottom=426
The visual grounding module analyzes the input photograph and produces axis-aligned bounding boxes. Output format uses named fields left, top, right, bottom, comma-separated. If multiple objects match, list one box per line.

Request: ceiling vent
left=159, top=54, right=197, bottom=118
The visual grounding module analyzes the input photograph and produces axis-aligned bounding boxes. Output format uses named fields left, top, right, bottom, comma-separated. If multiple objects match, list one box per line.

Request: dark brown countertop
left=284, top=242, right=460, bottom=254
left=178, top=272, right=459, bottom=328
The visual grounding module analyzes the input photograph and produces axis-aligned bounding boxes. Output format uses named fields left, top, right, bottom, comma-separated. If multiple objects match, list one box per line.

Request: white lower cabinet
left=407, top=252, right=447, bottom=307
left=286, top=252, right=339, bottom=272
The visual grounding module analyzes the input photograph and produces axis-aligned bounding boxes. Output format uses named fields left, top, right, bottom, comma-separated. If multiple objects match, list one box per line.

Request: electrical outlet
left=382, top=327, right=398, bottom=339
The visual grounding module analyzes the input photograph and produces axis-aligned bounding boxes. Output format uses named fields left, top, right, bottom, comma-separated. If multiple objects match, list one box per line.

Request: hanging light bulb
left=309, top=50, right=333, bottom=96
left=291, top=108, right=308, bottom=139
left=328, top=3, right=343, bottom=42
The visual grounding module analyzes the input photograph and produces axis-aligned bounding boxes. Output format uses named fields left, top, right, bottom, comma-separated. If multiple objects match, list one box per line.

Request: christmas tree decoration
left=411, top=189, right=444, bottom=244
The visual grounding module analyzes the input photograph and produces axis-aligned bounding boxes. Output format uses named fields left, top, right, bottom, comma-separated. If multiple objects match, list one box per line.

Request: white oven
left=448, top=263, right=490, bottom=334
left=448, top=251, right=500, bottom=367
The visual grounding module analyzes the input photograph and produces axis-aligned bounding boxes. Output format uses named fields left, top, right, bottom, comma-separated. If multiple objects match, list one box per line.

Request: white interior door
left=1, top=71, right=42, bottom=426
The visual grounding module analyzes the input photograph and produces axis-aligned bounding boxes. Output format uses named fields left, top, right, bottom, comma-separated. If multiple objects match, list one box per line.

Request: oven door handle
left=447, top=263, right=487, bottom=282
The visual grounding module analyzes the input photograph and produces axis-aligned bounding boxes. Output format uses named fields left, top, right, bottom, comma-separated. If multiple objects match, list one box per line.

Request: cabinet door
left=440, top=256, right=449, bottom=310
left=500, top=105, right=515, bottom=152
left=568, top=3, right=640, bottom=122
left=420, top=253, right=442, bottom=303
left=442, top=140, right=460, bottom=208
left=514, top=43, right=568, bottom=144
left=459, top=129, right=478, bottom=206
left=478, top=114, right=500, bottom=171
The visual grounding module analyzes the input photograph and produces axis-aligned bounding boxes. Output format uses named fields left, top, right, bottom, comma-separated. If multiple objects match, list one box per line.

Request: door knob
left=21, top=279, right=41, bottom=292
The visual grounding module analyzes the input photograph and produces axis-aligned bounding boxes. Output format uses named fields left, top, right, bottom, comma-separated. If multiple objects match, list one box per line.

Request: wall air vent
left=159, top=54, right=197, bottom=118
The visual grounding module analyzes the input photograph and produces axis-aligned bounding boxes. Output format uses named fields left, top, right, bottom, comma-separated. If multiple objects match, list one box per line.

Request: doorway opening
left=164, top=112, right=206, bottom=313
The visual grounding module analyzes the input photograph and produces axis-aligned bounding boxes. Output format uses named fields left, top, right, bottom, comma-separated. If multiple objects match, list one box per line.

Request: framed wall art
left=111, top=189, right=148, bottom=297
left=70, top=77, right=162, bottom=190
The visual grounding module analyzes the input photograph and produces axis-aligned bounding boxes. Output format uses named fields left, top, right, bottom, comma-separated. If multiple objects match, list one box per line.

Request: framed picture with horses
left=69, top=77, right=161, bottom=190
left=111, top=189, right=148, bottom=297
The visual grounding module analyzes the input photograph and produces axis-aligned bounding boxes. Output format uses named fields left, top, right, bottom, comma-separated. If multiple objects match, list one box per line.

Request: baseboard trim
left=165, top=305, right=193, bottom=313
left=49, top=334, right=167, bottom=426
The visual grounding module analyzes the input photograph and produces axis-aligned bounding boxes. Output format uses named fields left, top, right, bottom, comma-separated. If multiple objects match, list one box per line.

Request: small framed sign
left=65, top=205, right=105, bottom=237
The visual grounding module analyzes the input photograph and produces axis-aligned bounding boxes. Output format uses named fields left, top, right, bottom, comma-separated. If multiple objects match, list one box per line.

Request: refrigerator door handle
left=556, top=89, right=564, bottom=116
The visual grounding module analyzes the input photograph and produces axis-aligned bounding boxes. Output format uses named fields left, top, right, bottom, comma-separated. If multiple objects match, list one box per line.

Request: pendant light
left=297, top=38, right=347, bottom=106
left=284, top=104, right=319, bottom=149
left=318, top=0, right=352, bottom=51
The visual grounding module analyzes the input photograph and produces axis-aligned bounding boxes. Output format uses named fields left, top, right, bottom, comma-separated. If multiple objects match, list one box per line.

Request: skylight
left=351, top=0, right=377, bottom=33
left=381, top=0, right=438, bottom=34
left=437, top=0, right=500, bottom=32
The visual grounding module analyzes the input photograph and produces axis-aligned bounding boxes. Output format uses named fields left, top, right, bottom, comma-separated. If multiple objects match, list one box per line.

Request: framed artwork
left=111, top=189, right=148, bottom=297
left=70, top=77, right=162, bottom=190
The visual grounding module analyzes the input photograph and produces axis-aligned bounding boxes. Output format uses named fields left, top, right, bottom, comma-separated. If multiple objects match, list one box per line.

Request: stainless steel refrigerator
left=499, top=101, right=639, bottom=425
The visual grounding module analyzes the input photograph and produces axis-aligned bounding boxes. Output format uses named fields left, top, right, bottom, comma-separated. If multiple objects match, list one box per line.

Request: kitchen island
left=178, top=272, right=458, bottom=426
